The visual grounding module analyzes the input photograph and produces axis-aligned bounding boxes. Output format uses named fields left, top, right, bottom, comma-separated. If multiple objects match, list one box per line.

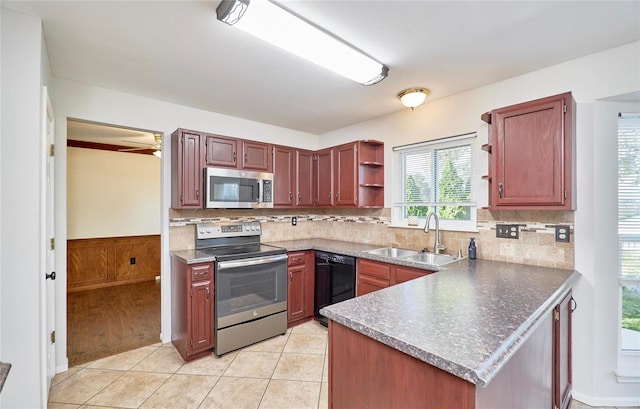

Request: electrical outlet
left=555, top=225, right=571, bottom=243
left=130, top=257, right=136, bottom=265
left=291, top=217, right=297, bottom=226
left=496, top=224, right=519, bottom=239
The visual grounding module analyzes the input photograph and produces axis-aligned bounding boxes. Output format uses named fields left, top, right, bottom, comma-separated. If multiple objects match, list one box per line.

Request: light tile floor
left=48, top=319, right=631, bottom=409
left=48, top=320, right=329, bottom=409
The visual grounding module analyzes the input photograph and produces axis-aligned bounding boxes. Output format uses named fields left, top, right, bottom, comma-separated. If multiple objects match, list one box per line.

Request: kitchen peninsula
left=319, top=256, right=579, bottom=409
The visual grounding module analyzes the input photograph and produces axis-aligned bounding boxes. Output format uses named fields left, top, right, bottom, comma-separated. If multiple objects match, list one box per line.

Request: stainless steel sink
left=364, top=247, right=420, bottom=258
left=404, top=252, right=461, bottom=267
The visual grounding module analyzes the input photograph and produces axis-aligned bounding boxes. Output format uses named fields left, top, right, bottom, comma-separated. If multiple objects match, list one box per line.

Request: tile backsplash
left=170, top=208, right=574, bottom=269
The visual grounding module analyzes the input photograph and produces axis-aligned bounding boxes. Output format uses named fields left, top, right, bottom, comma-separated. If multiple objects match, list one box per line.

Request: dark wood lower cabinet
left=287, top=251, right=315, bottom=326
left=328, top=291, right=573, bottom=409
left=171, top=256, right=214, bottom=361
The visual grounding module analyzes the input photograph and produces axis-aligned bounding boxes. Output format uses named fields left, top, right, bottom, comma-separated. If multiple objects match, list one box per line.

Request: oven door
left=215, top=254, right=287, bottom=329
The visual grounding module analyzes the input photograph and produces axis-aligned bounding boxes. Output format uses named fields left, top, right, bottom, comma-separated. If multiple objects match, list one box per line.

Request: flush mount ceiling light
left=216, top=0, right=388, bottom=85
left=398, top=88, right=430, bottom=110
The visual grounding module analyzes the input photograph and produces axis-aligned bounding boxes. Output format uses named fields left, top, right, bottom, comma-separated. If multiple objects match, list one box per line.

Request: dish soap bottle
left=468, top=238, right=477, bottom=260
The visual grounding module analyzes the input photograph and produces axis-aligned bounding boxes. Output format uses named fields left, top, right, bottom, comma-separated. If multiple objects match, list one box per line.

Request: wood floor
left=67, top=279, right=161, bottom=367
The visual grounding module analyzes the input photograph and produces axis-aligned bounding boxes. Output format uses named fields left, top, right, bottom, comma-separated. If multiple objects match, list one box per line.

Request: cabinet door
left=296, top=150, right=314, bottom=207
left=492, top=93, right=571, bottom=208
left=356, top=259, right=390, bottom=296
left=288, top=264, right=305, bottom=323
left=391, top=265, right=433, bottom=285
left=315, top=147, right=334, bottom=206
left=273, top=146, right=295, bottom=207
left=205, top=134, right=237, bottom=167
left=189, top=269, right=214, bottom=354
left=335, top=143, right=358, bottom=206
left=553, top=291, right=572, bottom=409
left=357, top=274, right=389, bottom=296
left=172, top=130, right=203, bottom=208
left=241, top=140, right=271, bottom=171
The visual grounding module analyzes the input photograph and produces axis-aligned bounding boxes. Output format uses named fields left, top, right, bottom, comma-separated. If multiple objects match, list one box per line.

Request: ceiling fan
left=118, top=133, right=162, bottom=158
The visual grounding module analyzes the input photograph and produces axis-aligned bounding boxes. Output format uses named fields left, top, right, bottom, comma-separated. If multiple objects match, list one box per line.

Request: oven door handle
left=217, top=254, right=288, bottom=270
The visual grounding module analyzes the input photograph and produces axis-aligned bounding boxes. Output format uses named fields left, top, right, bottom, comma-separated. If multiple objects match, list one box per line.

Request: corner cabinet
left=287, top=251, right=315, bottom=326
left=171, top=129, right=204, bottom=209
left=334, top=140, right=384, bottom=208
left=482, top=92, right=576, bottom=210
left=171, top=256, right=214, bottom=361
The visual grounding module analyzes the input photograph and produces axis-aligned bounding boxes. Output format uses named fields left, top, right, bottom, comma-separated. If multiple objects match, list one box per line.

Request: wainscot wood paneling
left=68, top=235, right=160, bottom=292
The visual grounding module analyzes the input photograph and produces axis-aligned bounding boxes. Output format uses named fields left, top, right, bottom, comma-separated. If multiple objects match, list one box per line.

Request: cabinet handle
left=289, top=271, right=293, bottom=283
left=233, top=151, right=236, bottom=161
left=196, top=189, right=200, bottom=199
left=206, top=287, right=210, bottom=300
left=335, top=192, right=339, bottom=200
left=498, top=183, right=503, bottom=199
left=194, top=271, right=207, bottom=276
left=298, top=192, right=301, bottom=200
left=245, top=153, right=248, bottom=163
left=329, top=192, right=332, bottom=200
left=570, top=296, right=577, bottom=313
left=289, top=192, right=293, bottom=201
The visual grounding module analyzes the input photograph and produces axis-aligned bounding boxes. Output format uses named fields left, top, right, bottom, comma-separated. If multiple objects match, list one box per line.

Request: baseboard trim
left=573, top=390, right=640, bottom=407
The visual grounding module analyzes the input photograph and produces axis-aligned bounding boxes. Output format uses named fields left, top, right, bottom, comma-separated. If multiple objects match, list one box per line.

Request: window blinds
left=618, top=113, right=640, bottom=277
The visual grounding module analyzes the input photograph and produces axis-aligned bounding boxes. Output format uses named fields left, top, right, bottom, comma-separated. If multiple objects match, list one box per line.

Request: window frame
left=391, top=133, right=479, bottom=232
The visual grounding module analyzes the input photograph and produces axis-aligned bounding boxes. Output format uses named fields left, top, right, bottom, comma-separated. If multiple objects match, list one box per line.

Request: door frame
left=40, top=85, right=56, bottom=404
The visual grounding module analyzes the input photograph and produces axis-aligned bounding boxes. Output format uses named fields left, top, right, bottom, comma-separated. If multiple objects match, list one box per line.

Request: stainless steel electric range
left=195, top=221, right=287, bottom=355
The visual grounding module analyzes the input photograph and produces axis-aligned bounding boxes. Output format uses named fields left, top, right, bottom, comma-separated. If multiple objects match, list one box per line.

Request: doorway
left=65, top=119, right=163, bottom=366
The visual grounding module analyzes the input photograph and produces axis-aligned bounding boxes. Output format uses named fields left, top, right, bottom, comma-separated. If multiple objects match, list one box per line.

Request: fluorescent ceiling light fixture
left=398, top=88, right=430, bottom=109
left=216, top=0, right=388, bottom=85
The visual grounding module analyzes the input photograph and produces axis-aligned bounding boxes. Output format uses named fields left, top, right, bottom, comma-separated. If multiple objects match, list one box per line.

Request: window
left=392, top=133, right=477, bottom=231
left=618, top=113, right=640, bottom=353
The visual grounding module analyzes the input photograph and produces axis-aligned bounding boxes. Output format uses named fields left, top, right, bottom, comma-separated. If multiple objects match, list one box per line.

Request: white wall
left=0, top=8, right=47, bottom=408
left=49, top=77, right=320, bottom=374
left=67, top=147, right=161, bottom=239
left=320, top=42, right=640, bottom=405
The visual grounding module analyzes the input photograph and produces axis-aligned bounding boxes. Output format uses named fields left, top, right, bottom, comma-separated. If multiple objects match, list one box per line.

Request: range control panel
left=197, top=221, right=262, bottom=239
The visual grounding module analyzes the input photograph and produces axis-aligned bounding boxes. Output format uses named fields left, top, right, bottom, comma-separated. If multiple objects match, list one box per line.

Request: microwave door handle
left=257, top=180, right=262, bottom=203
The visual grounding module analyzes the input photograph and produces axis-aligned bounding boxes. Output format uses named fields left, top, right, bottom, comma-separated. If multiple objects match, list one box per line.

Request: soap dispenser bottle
left=468, top=238, right=477, bottom=260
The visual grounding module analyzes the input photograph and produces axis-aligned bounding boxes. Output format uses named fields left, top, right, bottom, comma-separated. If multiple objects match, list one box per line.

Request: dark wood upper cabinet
left=171, top=126, right=384, bottom=209
left=485, top=92, right=576, bottom=210
left=204, top=134, right=237, bottom=167
left=241, top=140, right=271, bottom=171
left=296, top=150, right=314, bottom=207
left=273, top=145, right=295, bottom=206
left=315, top=147, right=334, bottom=206
left=357, top=140, right=384, bottom=208
left=334, top=142, right=358, bottom=206
left=171, top=128, right=204, bottom=209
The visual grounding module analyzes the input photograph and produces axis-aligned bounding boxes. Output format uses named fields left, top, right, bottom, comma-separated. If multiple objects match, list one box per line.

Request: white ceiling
left=5, top=1, right=640, bottom=134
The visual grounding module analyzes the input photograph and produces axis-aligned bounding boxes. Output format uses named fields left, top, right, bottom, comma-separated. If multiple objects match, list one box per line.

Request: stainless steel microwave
left=204, top=167, right=273, bottom=209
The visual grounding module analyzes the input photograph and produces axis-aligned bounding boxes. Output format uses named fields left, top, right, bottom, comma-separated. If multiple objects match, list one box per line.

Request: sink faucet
left=424, top=212, right=447, bottom=254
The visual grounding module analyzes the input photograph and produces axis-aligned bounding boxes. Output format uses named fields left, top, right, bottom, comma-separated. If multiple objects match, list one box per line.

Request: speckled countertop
left=172, top=238, right=581, bottom=388
left=321, top=258, right=580, bottom=387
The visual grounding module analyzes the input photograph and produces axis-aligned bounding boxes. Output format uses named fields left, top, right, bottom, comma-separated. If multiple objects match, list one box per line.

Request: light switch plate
left=555, top=225, right=570, bottom=243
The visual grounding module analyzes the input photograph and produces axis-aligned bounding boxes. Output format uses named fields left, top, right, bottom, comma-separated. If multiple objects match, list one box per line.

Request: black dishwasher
left=314, top=251, right=356, bottom=326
